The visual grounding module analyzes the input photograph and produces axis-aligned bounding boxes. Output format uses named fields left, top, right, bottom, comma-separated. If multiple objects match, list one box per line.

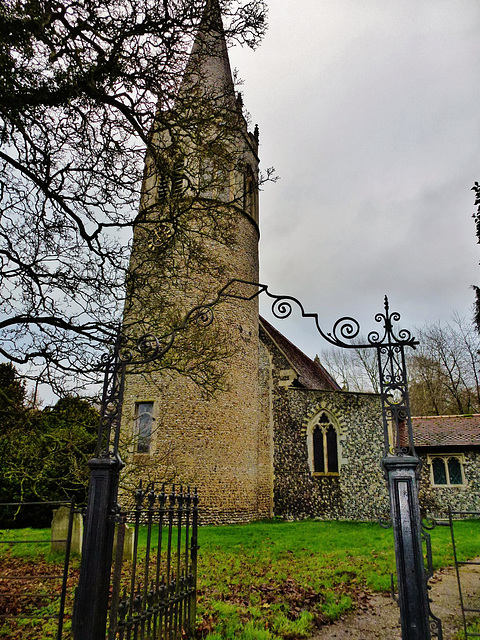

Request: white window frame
left=427, top=454, right=466, bottom=487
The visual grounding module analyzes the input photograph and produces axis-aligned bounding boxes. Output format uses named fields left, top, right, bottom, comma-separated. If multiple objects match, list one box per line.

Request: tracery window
left=310, top=412, right=340, bottom=476
left=428, top=455, right=466, bottom=487
left=135, top=402, right=154, bottom=454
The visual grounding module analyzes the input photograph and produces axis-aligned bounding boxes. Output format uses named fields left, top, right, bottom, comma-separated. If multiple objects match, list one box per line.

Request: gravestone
left=113, top=522, right=134, bottom=562
left=51, top=506, right=83, bottom=554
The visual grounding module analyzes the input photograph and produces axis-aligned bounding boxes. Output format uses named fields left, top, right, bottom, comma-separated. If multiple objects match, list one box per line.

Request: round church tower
left=121, top=0, right=272, bottom=523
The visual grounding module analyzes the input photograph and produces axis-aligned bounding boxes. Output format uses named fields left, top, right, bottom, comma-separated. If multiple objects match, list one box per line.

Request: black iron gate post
left=383, top=455, right=431, bottom=639
left=375, top=302, right=434, bottom=640
left=73, top=343, right=126, bottom=640
left=73, top=456, right=123, bottom=638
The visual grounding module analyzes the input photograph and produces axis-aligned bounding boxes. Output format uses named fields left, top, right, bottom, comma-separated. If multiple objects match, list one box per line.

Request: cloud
left=230, top=0, right=480, bottom=357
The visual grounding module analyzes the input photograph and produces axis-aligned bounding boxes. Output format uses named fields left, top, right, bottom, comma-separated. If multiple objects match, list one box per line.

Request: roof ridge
left=259, top=316, right=340, bottom=391
left=412, top=414, right=480, bottom=419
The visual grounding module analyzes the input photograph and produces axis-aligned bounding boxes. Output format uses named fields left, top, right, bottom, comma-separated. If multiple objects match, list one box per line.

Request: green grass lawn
left=191, top=518, right=480, bottom=639
left=1, top=518, right=479, bottom=639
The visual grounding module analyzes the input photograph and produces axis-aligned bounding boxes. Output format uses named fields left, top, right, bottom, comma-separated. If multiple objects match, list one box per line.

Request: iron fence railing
left=0, top=499, right=75, bottom=640
left=108, top=484, right=198, bottom=640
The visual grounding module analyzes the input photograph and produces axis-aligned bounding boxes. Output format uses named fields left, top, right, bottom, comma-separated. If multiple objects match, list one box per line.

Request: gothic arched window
left=313, top=425, right=324, bottom=473
left=309, top=412, right=340, bottom=476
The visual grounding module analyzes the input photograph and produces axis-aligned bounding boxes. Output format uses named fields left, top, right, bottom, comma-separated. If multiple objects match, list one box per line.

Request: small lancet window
left=447, top=457, right=463, bottom=485
left=135, top=402, right=154, bottom=454
left=432, top=458, right=447, bottom=485
left=171, top=158, right=184, bottom=195
left=244, top=167, right=256, bottom=218
left=313, top=426, right=324, bottom=473
left=157, top=157, right=184, bottom=203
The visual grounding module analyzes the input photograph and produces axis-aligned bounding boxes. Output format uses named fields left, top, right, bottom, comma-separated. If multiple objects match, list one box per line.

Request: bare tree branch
left=0, top=0, right=269, bottom=394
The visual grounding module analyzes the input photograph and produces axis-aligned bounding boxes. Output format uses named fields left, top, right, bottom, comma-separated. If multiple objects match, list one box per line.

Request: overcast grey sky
left=230, top=0, right=480, bottom=357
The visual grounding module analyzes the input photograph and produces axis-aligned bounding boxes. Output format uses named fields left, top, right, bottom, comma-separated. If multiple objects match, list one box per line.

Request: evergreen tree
left=0, top=365, right=98, bottom=526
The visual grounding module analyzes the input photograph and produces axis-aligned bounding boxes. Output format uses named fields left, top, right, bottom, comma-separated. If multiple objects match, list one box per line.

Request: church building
left=120, top=0, right=393, bottom=524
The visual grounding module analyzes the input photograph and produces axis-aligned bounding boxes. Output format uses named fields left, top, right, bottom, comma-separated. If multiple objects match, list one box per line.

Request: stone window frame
left=306, top=410, right=344, bottom=477
left=427, top=454, right=466, bottom=487
left=134, top=401, right=155, bottom=454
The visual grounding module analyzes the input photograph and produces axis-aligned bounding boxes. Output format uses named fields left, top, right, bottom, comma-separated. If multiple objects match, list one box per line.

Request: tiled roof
left=412, top=414, right=480, bottom=448
left=259, top=316, right=340, bottom=391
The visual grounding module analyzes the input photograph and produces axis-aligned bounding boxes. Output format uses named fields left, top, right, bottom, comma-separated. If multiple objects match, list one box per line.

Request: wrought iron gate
left=107, top=484, right=198, bottom=640
left=74, top=280, right=441, bottom=639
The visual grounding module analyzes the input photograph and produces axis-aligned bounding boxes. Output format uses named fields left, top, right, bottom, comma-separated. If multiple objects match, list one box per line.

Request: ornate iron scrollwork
left=97, top=278, right=419, bottom=461
left=224, top=282, right=418, bottom=458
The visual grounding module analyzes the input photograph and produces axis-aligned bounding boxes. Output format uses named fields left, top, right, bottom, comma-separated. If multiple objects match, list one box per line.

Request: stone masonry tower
left=121, top=0, right=272, bottom=523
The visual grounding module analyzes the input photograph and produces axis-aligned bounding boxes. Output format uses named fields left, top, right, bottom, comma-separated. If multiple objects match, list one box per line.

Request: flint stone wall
left=259, top=327, right=390, bottom=521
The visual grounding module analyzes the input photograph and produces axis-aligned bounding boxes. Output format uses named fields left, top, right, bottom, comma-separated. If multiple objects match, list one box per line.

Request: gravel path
left=311, top=562, right=480, bottom=639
